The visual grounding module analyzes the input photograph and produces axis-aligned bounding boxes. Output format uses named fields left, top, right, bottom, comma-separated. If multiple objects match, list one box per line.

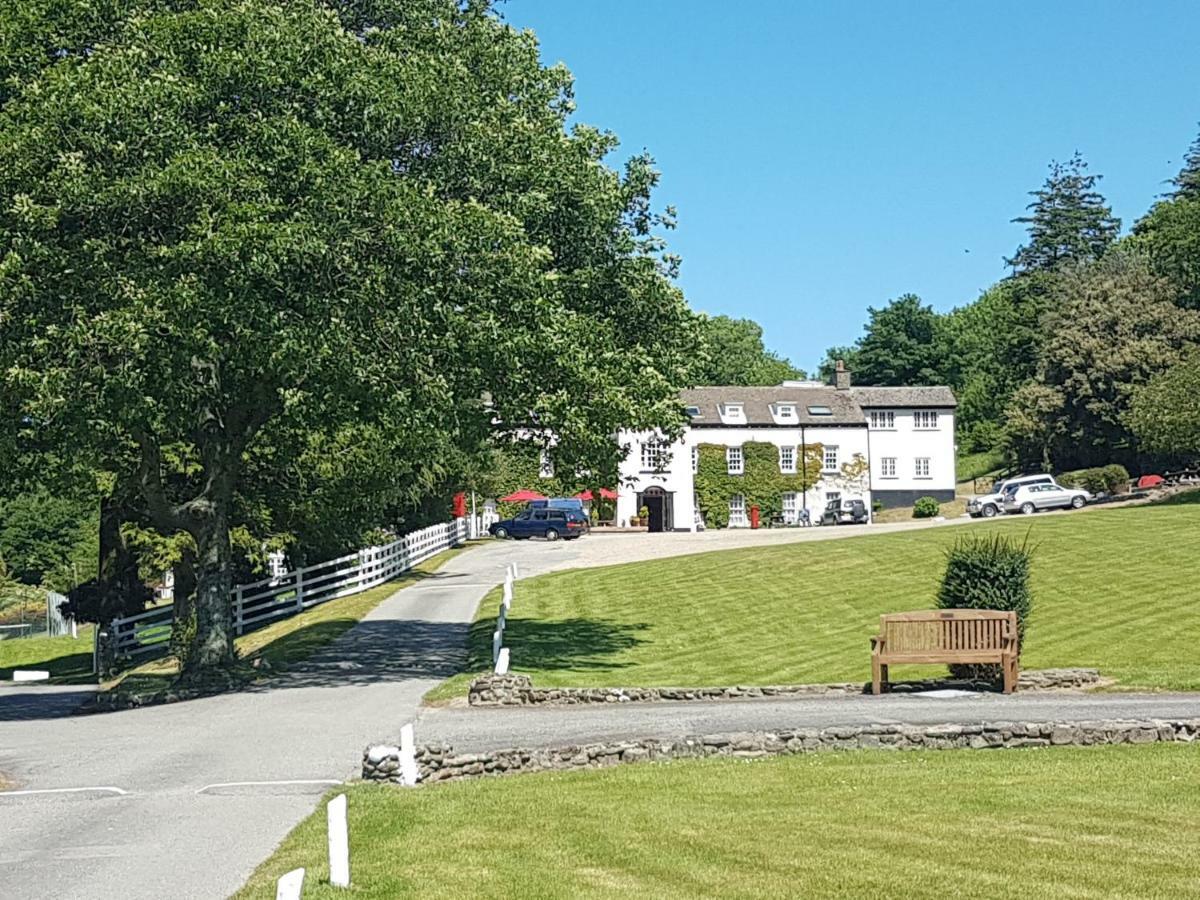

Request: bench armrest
left=870, top=634, right=886, bottom=651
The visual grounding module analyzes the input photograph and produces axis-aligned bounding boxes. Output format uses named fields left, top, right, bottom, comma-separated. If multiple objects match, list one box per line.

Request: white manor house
left=614, top=364, right=957, bottom=531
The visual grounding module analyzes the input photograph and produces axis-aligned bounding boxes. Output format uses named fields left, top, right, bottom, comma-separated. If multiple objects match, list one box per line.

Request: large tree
left=690, top=315, right=805, bottom=386
left=1005, top=249, right=1200, bottom=470
left=1128, top=349, right=1200, bottom=459
left=1006, top=153, right=1121, bottom=275
left=846, top=294, right=946, bottom=386
left=0, top=0, right=696, bottom=677
left=1135, top=126, right=1200, bottom=310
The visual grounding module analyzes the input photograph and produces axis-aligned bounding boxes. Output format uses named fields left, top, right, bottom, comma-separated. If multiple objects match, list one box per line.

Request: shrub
left=872, top=499, right=884, bottom=513
left=1101, top=464, right=1130, bottom=493
left=912, top=496, right=941, bottom=518
left=937, top=532, right=1035, bottom=680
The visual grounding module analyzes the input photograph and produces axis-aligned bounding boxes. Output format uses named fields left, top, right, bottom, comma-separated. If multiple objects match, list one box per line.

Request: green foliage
left=1169, top=126, right=1200, bottom=200
left=1006, top=153, right=1121, bottom=274
left=690, top=315, right=805, bottom=386
left=1060, top=464, right=1129, bottom=494
left=1135, top=193, right=1200, bottom=310
left=816, top=346, right=861, bottom=383
left=912, top=497, right=941, bottom=519
left=848, top=294, right=947, bottom=386
left=1129, top=349, right=1200, bottom=457
left=693, top=442, right=823, bottom=528
left=937, top=532, right=1035, bottom=673
left=1005, top=249, right=1200, bottom=470
left=0, top=0, right=698, bottom=672
left=0, top=492, right=98, bottom=589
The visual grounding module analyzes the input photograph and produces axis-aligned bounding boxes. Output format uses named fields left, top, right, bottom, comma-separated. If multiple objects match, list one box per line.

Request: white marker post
left=502, top=578, right=512, bottom=611
left=327, top=793, right=350, bottom=888
left=492, top=629, right=502, bottom=665
left=511, top=562, right=519, bottom=580
left=495, top=647, right=510, bottom=675
left=276, top=868, right=305, bottom=900
left=398, top=723, right=419, bottom=787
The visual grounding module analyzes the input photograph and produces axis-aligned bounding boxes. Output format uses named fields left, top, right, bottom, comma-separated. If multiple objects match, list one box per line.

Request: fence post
left=294, top=568, right=304, bottom=612
left=234, top=585, right=245, bottom=636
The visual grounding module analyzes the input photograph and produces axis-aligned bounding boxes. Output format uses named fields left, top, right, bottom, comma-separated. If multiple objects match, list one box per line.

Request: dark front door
left=639, top=488, right=672, bottom=532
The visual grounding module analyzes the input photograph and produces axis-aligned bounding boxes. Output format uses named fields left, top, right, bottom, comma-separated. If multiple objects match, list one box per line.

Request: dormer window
left=719, top=403, right=746, bottom=425
left=807, top=405, right=832, bottom=417
left=771, top=403, right=798, bottom=425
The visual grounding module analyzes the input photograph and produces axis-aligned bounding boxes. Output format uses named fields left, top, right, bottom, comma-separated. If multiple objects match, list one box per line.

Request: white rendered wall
left=864, top=410, right=956, bottom=494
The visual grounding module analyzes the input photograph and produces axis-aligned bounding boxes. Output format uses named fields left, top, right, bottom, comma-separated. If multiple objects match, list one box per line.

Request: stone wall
left=362, top=717, right=1200, bottom=784
left=467, top=668, right=1102, bottom=707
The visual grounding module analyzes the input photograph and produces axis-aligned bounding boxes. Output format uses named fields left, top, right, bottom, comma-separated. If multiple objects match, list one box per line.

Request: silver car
left=1002, top=483, right=1091, bottom=514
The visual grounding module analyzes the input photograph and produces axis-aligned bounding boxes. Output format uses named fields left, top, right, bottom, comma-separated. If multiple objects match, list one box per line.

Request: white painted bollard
left=399, top=722, right=419, bottom=787
left=495, top=647, right=510, bottom=675
left=511, top=562, right=519, bottom=580
left=12, top=670, right=50, bottom=682
left=492, top=629, right=502, bottom=664
left=276, top=868, right=305, bottom=900
left=327, top=793, right=350, bottom=888
left=71, top=618, right=78, bottom=639
left=502, top=579, right=512, bottom=610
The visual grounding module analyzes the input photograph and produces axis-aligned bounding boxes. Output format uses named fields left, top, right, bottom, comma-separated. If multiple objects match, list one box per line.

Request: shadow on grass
left=460, top=615, right=651, bottom=676
left=0, top=649, right=93, bottom=682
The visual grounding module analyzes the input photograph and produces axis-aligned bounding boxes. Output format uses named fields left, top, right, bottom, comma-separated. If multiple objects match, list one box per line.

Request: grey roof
left=849, top=386, right=958, bottom=408
left=680, top=386, right=867, bottom=426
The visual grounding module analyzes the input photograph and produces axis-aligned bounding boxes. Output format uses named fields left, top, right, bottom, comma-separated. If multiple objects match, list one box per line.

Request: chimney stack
left=834, top=359, right=851, bottom=391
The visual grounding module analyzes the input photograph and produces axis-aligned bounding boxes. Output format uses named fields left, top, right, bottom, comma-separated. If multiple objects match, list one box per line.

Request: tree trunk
left=183, top=498, right=236, bottom=677
left=169, top=546, right=198, bottom=668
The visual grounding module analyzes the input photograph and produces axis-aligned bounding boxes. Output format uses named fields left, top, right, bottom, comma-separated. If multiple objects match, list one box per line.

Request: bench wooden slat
left=871, top=609, right=1018, bottom=695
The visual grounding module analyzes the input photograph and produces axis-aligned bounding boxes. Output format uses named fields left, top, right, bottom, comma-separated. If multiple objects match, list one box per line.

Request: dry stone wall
left=467, top=669, right=1102, bottom=706
left=362, top=717, right=1200, bottom=784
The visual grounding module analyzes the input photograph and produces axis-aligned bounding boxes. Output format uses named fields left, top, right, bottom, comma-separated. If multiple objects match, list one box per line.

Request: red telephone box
left=749, top=505, right=760, bottom=529
left=452, top=492, right=467, bottom=518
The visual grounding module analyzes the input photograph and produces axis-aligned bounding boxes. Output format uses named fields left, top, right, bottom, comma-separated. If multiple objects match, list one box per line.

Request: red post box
left=749, top=505, right=760, bottom=529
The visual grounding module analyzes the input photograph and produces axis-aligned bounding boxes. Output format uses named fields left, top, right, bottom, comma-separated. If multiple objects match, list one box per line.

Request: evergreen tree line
left=822, top=139, right=1200, bottom=473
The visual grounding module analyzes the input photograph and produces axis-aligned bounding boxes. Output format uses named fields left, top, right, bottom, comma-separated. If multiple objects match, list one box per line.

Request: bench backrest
left=880, top=610, right=1015, bottom=653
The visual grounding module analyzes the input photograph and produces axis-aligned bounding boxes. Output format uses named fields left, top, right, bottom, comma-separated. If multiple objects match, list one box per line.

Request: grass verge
left=235, top=743, right=1200, bottom=899
left=428, top=500, right=1200, bottom=700
left=0, top=624, right=96, bottom=682
left=103, top=544, right=472, bottom=700
left=956, top=448, right=1007, bottom=482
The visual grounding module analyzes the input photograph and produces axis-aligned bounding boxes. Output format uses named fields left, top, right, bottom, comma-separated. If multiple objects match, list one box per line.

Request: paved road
left=416, top=692, right=1200, bottom=753
left=0, top=514, right=1149, bottom=899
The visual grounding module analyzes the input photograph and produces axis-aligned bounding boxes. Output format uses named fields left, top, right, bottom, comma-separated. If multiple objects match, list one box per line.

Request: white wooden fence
left=103, top=519, right=470, bottom=670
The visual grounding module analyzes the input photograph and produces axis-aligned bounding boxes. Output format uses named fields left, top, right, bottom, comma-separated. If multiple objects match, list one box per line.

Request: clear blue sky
left=500, top=0, right=1200, bottom=374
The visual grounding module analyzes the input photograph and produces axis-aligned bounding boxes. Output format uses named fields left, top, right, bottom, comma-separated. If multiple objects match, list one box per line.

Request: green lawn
left=0, top=624, right=95, bottom=681
left=236, top=744, right=1200, bottom=899
left=105, top=543, right=473, bottom=698
left=429, top=500, right=1200, bottom=700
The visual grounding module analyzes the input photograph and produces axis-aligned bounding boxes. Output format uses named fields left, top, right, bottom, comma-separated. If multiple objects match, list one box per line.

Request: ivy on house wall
left=694, top=442, right=826, bottom=528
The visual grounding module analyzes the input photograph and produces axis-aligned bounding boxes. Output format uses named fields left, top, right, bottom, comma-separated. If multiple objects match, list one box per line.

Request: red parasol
left=574, top=488, right=618, bottom=501
left=499, top=489, right=547, bottom=502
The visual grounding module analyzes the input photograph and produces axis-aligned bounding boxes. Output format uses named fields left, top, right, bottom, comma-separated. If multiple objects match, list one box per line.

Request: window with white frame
left=826, top=491, right=841, bottom=507
left=823, top=444, right=839, bottom=472
left=915, top=457, right=931, bottom=478
left=771, top=403, right=799, bottom=425
left=779, top=445, right=796, bottom=473
left=719, top=403, right=747, bottom=425
left=538, top=450, right=554, bottom=478
left=691, top=445, right=699, bottom=473
left=782, top=492, right=798, bottom=524
left=869, top=410, right=895, bottom=430
left=729, top=493, right=747, bottom=527
left=640, top=440, right=668, bottom=472
left=914, top=410, right=939, bottom=430
left=880, top=457, right=897, bottom=478
left=727, top=445, right=744, bottom=475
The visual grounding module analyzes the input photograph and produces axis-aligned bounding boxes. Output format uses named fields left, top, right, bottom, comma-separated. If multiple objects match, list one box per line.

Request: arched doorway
left=637, top=486, right=674, bottom=533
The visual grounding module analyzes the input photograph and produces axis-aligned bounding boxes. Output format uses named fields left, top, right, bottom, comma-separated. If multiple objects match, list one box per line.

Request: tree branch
left=133, top=429, right=199, bottom=535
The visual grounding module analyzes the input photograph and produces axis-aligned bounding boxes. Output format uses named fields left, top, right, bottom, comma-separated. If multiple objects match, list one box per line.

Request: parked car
left=967, top=473, right=1056, bottom=518
left=528, top=497, right=590, bottom=529
left=820, top=498, right=869, bottom=526
left=489, top=507, right=587, bottom=541
left=1002, top=483, right=1091, bottom=515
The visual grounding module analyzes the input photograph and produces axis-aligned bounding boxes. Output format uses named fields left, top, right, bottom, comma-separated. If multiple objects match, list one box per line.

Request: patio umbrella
left=499, top=489, right=547, bottom=502
left=574, top=488, right=618, bottom=501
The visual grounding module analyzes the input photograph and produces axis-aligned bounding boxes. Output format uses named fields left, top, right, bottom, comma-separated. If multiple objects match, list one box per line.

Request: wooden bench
left=870, top=609, right=1019, bottom=695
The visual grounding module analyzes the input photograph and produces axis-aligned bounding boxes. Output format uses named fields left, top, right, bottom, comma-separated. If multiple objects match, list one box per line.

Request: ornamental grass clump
left=937, top=532, right=1035, bottom=679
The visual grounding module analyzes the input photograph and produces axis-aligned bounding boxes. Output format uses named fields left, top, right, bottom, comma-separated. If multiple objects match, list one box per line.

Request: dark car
left=490, top=507, right=586, bottom=541
left=820, top=498, right=869, bottom=526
